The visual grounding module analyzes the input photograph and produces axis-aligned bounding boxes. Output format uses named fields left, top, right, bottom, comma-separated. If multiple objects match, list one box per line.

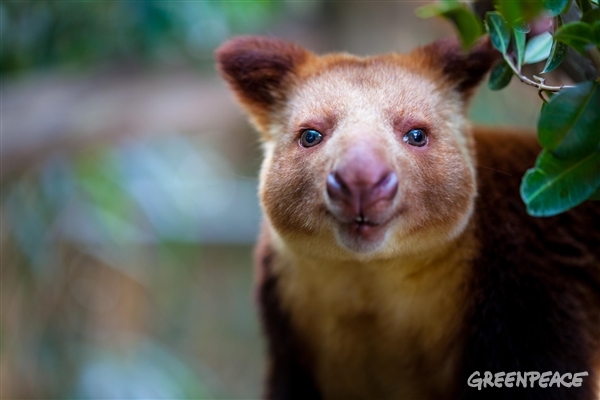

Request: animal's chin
left=333, top=217, right=395, bottom=254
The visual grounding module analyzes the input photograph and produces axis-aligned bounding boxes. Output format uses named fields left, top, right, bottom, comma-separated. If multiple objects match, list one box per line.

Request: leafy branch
left=417, top=0, right=600, bottom=217
left=502, top=52, right=570, bottom=92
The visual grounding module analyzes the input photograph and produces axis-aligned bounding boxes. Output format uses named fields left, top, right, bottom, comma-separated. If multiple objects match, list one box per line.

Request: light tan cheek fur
left=261, top=58, right=476, bottom=259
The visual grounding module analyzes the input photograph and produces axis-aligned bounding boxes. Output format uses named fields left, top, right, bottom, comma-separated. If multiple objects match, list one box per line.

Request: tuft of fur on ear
left=415, top=36, right=501, bottom=99
left=215, top=36, right=310, bottom=133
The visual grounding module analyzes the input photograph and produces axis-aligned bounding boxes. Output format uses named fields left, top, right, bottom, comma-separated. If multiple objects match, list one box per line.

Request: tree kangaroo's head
left=216, top=36, right=498, bottom=260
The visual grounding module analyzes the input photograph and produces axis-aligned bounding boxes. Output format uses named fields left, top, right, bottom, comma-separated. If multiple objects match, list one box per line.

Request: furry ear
left=415, top=36, right=500, bottom=99
left=215, top=36, right=310, bottom=132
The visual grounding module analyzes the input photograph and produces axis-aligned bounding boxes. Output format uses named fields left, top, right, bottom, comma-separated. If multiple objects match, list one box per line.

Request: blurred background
left=1, top=1, right=541, bottom=399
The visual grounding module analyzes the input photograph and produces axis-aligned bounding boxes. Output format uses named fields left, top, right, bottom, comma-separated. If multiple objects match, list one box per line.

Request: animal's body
left=216, top=36, right=600, bottom=400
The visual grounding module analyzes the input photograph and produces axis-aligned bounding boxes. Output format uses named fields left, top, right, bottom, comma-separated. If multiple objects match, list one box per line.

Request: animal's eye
left=403, top=129, right=427, bottom=147
left=300, top=129, right=323, bottom=148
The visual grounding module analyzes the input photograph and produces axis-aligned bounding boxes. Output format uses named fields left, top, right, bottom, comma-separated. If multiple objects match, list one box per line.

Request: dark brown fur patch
left=254, top=232, right=322, bottom=400
left=416, top=37, right=501, bottom=96
left=461, top=127, right=600, bottom=400
left=215, top=36, right=308, bottom=120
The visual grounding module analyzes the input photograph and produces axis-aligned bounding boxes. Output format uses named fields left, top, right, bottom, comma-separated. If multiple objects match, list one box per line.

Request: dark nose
left=327, top=162, right=398, bottom=216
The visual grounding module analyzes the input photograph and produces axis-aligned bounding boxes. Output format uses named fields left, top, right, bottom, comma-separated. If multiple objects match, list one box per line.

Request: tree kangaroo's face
left=216, top=36, right=498, bottom=259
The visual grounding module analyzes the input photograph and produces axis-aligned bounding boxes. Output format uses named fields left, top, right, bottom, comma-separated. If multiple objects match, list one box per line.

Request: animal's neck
left=272, top=226, right=476, bottom=399
left=273, top=225, right=476, bottom=290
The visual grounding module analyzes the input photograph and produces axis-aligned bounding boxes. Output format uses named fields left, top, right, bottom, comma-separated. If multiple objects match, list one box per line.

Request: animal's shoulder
left=472, top=126, right=600, bottom=264
left=464, top=126, right=600, bottom=400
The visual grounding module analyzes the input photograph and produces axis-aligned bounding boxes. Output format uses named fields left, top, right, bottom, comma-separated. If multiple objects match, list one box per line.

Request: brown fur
left=217, top=36, right=600, bottom=400
left=465, top=127, right=600, bottom=400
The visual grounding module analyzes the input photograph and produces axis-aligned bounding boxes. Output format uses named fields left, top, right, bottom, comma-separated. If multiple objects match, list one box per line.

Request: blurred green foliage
left=3, top=1, right=275, bottom=395
left=1, top=0, right=282, bottom=74
left=2, top=134, right=262, bottom=398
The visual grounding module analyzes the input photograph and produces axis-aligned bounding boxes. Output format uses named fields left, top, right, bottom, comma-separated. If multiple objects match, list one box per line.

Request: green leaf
left=581, top=8, right=600, bottom=24
left=543, top=0, right=572, bottom=16
left=554, top=21, right=595, bottom=54
left=521, top=150, right=600, bottom=216
left=524, top=32, right=553, bottom=64
left=444, top=7, right=484, bottom=47
left=553, top=84, right=600, bottom=159
left=513, top=21, right=531, bottom=33
left=415, top=2, right=458, bottom=18
left=542, top=39, right=568, bottom=72
left=497, top=1, right=546, bottom=25
left=542, top=15, right=566, bottom=73
left=488, top=60, right=514, bottom=90
left=594, top=21, right=600, bottom=45
left=589, top=186, right=600, bottom=200
left=416, top=3, right=483, bottom=47
left=576, top=0, right=593, bottom=12
left=514, top=29, right=526, bottom=69
left=485, top=12, right=511, bottom=53
left=538, top=81, right=600, bottom=158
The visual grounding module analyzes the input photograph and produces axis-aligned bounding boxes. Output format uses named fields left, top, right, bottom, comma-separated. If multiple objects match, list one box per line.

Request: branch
left=502, top=54, right=573, bottom=92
